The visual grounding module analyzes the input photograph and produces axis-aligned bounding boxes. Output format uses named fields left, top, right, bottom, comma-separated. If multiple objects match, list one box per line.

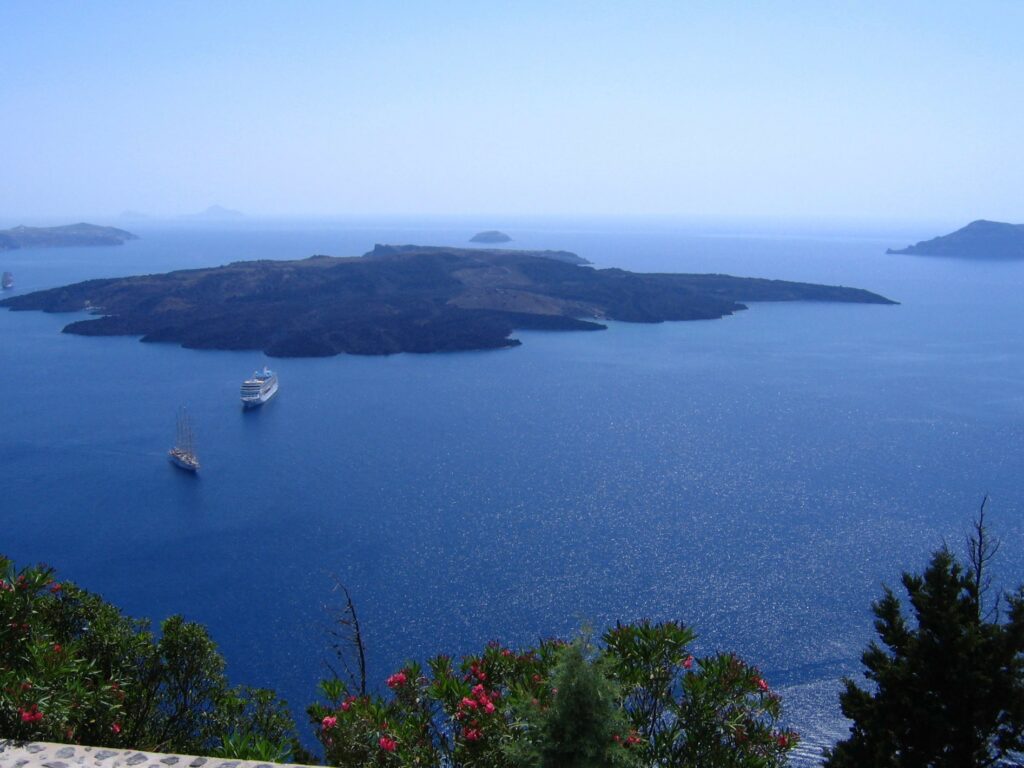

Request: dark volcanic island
left=0, top=223, right=138, bottom=250
left=887, top=220, right=1024, bottom=259
left=0, top=244, right=896, bottom=357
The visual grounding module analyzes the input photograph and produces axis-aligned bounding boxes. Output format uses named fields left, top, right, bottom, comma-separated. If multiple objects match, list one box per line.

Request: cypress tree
left=826, top=507, right=1024, bottom=767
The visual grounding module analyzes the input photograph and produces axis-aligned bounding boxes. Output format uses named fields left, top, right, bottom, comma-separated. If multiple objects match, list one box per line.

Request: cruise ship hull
left=242, top=378, right=278, bottom=408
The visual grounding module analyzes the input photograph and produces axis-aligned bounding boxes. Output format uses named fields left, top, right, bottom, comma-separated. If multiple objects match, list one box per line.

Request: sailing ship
left=1, top=272, right=12, bottom=290
left=168, top=407, right=200, bottom=472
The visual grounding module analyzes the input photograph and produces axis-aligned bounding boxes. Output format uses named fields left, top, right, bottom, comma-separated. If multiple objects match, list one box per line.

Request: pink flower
left=52, top=644, right=62, bottom=654
left=484, top=701, right=495, bottom=714
left=49, top=583, right=62, bottom=594
left=460, top=696, right=478, bottom=710
left=777, top=734, right=790, bottom=748
left=341, top=700, right=352, bottom=712
left=501, top=649, right=514, bottom=657
left=464, top=728, right=481, bottom=742
left=321, top=715, right=337, bottom=731
left=683, top=655, right=694, bottom=670
left=386, top=671, right=408, bottom=689
left=19, top=704, right=43, bottom=723
left=111, top=722, right=122, bottom=735
left=757, top=677, right=769, bottom=692
left=378, top=736, right=397, bottom=752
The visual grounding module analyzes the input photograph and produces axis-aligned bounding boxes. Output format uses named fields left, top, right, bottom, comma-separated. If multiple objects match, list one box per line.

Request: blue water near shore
left=2, top=218, right=1024, bottom=763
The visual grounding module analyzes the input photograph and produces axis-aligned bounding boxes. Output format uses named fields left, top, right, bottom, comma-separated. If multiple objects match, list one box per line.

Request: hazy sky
left=2, top=1, right=1022, bottom=220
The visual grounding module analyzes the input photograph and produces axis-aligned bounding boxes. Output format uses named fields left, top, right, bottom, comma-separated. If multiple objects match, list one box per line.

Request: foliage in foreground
left=309, top=621, right=797, bottom=768
left=0, top=556, right=298, bottom=760
left=825, top=506, right=1024, bottom=767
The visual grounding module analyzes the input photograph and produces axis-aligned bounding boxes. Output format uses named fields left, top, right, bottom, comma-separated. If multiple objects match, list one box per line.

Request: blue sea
left=3, top=217, right=1024, bottom=764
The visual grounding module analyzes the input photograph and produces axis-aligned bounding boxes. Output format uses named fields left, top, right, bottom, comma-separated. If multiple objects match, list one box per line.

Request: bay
left=2, top=217, right=1023, bottom=763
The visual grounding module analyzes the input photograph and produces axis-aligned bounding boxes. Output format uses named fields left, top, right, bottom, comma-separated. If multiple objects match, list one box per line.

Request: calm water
left=3, top=218, right=1023, bottom=763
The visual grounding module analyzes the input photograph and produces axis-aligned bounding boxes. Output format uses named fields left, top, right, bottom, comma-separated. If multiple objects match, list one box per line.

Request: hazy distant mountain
left=887, top=220, right=1024, bottom=259
left=0, top=223, right=138, bottom=250
left=181, top=205, right=244, bottom=220
left=470, top=230, right=512, bottom=243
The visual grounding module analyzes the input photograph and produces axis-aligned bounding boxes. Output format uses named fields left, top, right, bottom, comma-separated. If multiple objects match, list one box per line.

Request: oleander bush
left=2, top=554, right=797, bottom=765
left=309, top=621, right=797, bottom=768
left=0, top=556, right=297, bottom=759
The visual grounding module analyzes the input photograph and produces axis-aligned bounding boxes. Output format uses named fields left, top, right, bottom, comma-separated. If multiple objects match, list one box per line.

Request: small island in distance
left=0, top=223, right=138, bottom=250
left=1, top=244, right=896, bottom=357
left=180, top=204, right=245, bottom=220
left=887, top=220, right=1024, bottom=259
left=470, top=230, right=512, bottom=243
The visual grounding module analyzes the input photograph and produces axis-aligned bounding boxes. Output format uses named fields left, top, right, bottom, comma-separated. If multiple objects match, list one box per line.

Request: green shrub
left=0, top=556, right=297, bottom=759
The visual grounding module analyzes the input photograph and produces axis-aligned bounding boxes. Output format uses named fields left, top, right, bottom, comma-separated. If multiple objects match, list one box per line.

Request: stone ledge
left=0, top=742, right=306, bottom=768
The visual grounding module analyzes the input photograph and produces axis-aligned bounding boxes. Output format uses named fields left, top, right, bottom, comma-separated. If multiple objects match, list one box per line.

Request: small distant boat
left=1, top=272, right=12, bottom=290
left=241, top=366, right=278, bottom=408
left=168, top=407, right=200, bottom=472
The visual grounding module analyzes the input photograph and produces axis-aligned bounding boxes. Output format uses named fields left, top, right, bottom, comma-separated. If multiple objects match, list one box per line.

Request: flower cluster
left=612, top=729, right=643, bottom=747
left=19, top=704, right=43, bottom=724
left=385, top=671, right=407, bottom=689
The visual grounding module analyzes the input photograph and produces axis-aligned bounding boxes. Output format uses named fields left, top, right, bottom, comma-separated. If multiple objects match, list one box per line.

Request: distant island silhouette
left=888, top=220, right=1024, bottom=259
left=0, top=223, right=137, bottom=250
left=470, top=230, right=512, bottom=243
left=180, top=205, right=244, bottom=220
left=1, top=244, right=896, bottom=357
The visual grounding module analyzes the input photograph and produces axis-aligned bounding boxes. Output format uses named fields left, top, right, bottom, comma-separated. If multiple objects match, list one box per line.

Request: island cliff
left=0, top=244, right=896, bottom=357
left=887, top=220, right=1024, bottom=259
left=0, top=223, right=138, bottom=250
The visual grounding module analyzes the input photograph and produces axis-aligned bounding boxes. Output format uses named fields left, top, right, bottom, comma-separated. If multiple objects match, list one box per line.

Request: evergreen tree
left=826, top=507, right=1024, bottom=767
left=503, top=639, right=635, bottom=768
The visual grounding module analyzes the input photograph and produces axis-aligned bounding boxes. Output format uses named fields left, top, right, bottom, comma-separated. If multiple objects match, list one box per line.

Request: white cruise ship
left=241, top=367, right=279, bottom=407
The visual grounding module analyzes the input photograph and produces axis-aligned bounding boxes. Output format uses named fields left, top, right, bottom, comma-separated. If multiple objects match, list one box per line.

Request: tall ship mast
left=168, top=407, right=200, bottom=472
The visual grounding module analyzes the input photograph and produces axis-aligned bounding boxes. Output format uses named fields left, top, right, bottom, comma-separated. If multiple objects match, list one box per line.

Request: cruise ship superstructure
left=241, top=367, right=279, bottom=408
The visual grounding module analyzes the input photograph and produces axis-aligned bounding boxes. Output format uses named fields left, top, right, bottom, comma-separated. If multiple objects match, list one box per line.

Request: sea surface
left=2, top=217, right=1023, bottom=764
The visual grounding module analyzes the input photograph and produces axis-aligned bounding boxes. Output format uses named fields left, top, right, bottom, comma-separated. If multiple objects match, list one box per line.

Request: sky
left=2, top=1, right=1022, bottom=221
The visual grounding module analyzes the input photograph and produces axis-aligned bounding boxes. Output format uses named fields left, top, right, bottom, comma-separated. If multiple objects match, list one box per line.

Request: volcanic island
left=0, top=244, right=897, bottom=357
